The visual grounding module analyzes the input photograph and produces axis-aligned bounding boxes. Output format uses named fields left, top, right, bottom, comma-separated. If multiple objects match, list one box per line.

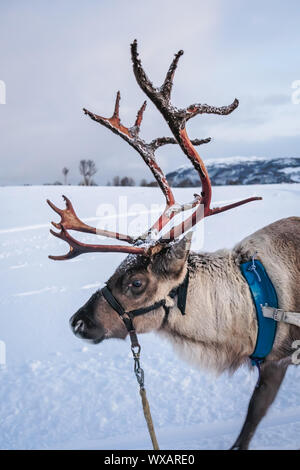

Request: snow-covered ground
left=0, top=184, right=300, bottom=450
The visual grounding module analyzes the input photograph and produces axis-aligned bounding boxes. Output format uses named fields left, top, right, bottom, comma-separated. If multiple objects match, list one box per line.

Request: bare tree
left=79, top=159, right=97, bottom=186
left=62, top=167, right=69, bottom=185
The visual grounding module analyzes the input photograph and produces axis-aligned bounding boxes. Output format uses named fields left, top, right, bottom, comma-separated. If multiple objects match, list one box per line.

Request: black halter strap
left=102, top=285, right=168, bottom=348
left=101, top=269, right=189, bottom=347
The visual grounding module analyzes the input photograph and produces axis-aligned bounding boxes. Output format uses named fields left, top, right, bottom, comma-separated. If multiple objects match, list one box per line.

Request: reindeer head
left=47, top=40, right=260, bottom=344
left=69, top=235, right=192, bottom=343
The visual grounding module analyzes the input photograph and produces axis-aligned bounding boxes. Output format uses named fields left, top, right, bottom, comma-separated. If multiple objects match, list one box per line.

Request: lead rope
left=101, top=285, right=160, bottom=449
left=130, top=333, right=160, bottom=450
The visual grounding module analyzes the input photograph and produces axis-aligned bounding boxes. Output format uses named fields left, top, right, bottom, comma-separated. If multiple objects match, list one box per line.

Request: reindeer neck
left=159, top=249, right=257, bottom=374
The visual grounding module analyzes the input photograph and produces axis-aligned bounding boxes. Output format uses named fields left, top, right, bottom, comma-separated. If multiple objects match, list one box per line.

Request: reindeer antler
left=131, top=40, right=261, bottom=220
left=48, top=41, right=261, bottom=260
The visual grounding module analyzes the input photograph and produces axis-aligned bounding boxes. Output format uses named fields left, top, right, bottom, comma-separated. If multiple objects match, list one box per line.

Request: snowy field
left=0, top=183, right=300, bottom=450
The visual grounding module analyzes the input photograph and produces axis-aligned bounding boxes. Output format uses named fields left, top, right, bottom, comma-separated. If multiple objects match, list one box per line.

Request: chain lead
left=131, top=345, right=145, bottom=389
left=130, top=333, right=159, bottom=450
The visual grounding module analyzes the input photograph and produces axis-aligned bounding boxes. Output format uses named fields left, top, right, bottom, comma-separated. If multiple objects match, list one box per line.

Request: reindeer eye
left=132, top=279, right=142, bottom=288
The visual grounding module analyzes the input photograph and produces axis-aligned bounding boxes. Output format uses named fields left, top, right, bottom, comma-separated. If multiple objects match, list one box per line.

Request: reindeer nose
left=69, top=293, right=105, bottom=343
left=69, top=307, right=97, bottom=335
left=70, top=312, right=87, bottom=332
left=74, top=319, right=85, bottom=333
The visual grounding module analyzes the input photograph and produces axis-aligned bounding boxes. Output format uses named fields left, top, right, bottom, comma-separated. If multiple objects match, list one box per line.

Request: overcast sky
left=0, top=0, right=300, bottom=185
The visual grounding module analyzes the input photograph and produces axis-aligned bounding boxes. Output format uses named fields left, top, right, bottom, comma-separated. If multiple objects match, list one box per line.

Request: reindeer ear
left=151, top=232, right=193, bottom=278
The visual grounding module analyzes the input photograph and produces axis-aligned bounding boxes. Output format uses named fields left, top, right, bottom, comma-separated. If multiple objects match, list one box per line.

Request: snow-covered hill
left=0, top=184, right=300, bottom=449
left=166, top=156, right=300, bottom=187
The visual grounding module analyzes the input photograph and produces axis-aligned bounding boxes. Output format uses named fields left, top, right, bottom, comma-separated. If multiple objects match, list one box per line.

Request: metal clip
left=131, top=344, right=141, bottom=356
left=134, top=360, right=145, bottom=389
left=247, top=253, right=261, bottom=282
left=131, top=344, right=144, bottom=389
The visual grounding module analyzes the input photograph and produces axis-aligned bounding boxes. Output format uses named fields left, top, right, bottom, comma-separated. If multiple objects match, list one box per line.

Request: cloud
left=0, top=0, right=300, bottom=185
left=262, top=94, right=290, bottom=106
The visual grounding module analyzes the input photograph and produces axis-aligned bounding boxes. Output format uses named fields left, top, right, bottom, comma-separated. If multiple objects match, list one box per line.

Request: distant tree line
left=106, top=176, right=158, bottom=187
left=43, top=158, right=159, bottom=187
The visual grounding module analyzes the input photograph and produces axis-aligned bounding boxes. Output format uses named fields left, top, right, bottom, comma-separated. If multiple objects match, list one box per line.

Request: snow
left=279, top=167, right=300, bottom=183
left=0, top=184, right=300, bottom=450
left=280, top=166, right=300, bottom=174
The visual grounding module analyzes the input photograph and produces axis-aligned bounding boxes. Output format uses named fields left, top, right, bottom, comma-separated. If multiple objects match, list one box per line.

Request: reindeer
left=47, top=41, right=300, bottom=450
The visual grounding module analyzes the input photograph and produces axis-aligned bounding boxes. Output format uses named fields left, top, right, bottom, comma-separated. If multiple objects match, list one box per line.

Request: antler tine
left=130, top=39, right=156, bottom=98
left=49, top=225, right=146, bottom=261
left=83, top=91, right=132, bottom=139
left=134, top=100, right=147, bottom=129
left=46, top=198, right=64, bottom=217
left=150, top=136, right=211, bottom=151
left=47, top=195, right=88, bottom=231
left=161, top=49, right=184, bottom=99
left=113, top=90, right=121, bottom=119
left=186, top=99, right=239, bottom=122
left=47, top=195, right=134, bottom=243
left=162, top=195, right=263, bottom=242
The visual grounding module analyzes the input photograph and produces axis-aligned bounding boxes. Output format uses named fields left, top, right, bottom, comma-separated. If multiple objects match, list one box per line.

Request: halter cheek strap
left=101, top=269, right=189, bottom=348
left=101, top=285, right=168, bottom=348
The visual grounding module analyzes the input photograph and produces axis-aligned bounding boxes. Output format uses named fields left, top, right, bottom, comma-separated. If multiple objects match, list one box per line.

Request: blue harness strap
left=240, top=258, right=278, bottom=366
